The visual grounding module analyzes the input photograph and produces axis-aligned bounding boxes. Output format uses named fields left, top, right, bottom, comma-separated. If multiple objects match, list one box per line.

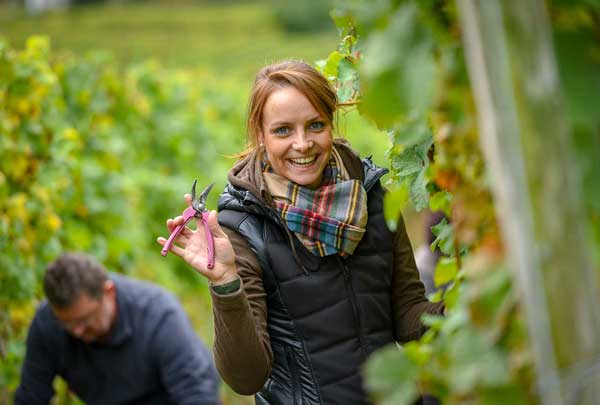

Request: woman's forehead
left=263, top=87, right=321, bottom=122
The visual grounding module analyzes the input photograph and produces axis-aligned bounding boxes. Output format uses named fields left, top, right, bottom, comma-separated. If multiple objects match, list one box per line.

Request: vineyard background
left=1, top=0, right=599, bottom=404
left=0, top=1, right=390, bottom=404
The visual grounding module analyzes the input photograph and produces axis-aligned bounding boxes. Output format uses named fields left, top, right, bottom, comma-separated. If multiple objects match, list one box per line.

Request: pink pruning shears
left=161, top=179, right=215, bottom=269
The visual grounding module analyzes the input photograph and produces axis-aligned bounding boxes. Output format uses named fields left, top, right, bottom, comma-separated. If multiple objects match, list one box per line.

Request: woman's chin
left=288, top=172, right=323, bottom=189
left=284, top=163, right=324, bottom=188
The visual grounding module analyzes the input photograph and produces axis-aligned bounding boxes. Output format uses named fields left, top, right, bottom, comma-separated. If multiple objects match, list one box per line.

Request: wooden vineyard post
left=457, top=0, right=600, bottom=404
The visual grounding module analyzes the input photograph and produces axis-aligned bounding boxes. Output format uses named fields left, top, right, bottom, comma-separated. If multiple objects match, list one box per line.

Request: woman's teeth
left=289, top=156, right=317, bottom=166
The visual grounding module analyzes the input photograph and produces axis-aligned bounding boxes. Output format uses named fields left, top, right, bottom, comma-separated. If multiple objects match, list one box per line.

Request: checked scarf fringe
left=263, top=147, right=368, bottom=257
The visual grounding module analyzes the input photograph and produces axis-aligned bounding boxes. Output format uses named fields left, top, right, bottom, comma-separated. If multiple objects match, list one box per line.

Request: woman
left=157, top=60, right=444, bottom=404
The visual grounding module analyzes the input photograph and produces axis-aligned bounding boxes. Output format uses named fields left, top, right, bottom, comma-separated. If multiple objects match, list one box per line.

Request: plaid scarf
left=263, top=147, right=368, bottom=257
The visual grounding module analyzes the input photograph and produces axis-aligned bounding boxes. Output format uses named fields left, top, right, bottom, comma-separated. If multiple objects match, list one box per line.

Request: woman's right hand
left=157, top=194, right=238, bottom=285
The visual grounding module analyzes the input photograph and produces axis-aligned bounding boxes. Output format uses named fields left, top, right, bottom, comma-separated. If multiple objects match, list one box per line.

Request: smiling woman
left=157, top=60, right=445, bottom=404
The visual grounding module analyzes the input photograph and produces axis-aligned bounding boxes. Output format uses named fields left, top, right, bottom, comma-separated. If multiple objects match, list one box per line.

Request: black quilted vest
left=218, top=158, right=395, bottom=405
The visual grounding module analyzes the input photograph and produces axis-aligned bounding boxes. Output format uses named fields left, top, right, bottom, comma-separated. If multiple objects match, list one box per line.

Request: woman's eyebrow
left=269, top=116, right=322, bottom=127
left=269, top=121, right=291, bottom=127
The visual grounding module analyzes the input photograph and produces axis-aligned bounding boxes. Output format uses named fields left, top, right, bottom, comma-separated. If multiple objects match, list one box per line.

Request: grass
left=0, top=1, right=340, bottom=79
left=0, top=0, right=390, bottom=162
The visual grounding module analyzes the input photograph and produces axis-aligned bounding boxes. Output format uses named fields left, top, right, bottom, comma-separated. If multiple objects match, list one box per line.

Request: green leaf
left=337, top=81, right=354, bottom=103
left=387, top=134, right=432, bottom=211
left=430, top=218, right=454, bottom=256
left=322, top=50, right=344, bottom=79
left=446, top=329, right=510, bottom=394
left=365, top=344, right=420, bottom=405
left=329, top=8, right=355, bottom=37
left=410, top=168, right=429, bottom=211
left=429, top=190, right=452, bottom=217
left=434, top=257, right=457, bottom=287
left=383, top=182, right=409, bottom=229
left=442, top=279, right=460, bottom=309
left=359, top=3, right=436, bottom=128
left=389, top=113, right=433, bottom=148
left=403, top=341, right=432, bottom=366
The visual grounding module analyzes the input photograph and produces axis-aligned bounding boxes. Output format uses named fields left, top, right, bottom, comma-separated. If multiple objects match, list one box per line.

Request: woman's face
left=259, top=86, right=333, bottom=189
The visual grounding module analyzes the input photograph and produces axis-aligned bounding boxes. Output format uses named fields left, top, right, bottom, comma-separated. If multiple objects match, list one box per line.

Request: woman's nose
left=292, top=131, right=314, bottom=152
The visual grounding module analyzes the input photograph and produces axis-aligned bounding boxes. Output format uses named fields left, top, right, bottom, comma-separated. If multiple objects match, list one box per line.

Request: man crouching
left=15, top=252, right=220, bottom=405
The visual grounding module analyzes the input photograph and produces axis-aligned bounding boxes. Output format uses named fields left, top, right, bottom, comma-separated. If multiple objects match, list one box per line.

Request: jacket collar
left=220, top=138, right=386, bottom=214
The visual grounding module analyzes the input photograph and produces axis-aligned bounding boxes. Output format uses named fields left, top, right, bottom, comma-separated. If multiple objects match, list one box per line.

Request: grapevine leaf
left=434, top=257, right=457, bottom=287
left=322, top=51, right=344, bottom=80
left=359, top=3, right=436, bottom=128
left=337, top=58, right=356, bottom=82
left=446, top=329, right=510, bottom=394
left=389, top=113, right=433, bottom=149
left=383, top=182, right=409, bottom=229
left=429, top=190, right=452, bottom=217
left=388, top=135, right=432, bottom=211
left=430, top=217, right=454, bottom=256
left=365, top=345, right=419, bottom=405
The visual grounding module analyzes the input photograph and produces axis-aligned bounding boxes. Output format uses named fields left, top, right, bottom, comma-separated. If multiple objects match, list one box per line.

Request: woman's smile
left=288, top=155, right=318, bottom=166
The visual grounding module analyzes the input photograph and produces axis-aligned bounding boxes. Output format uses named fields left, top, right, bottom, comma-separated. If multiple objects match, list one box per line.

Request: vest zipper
left=341, top=257, right=369, bottom=361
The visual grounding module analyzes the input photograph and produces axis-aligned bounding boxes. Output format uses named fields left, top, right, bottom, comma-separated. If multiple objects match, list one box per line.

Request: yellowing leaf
left=45, top=212, right=62, bottom=232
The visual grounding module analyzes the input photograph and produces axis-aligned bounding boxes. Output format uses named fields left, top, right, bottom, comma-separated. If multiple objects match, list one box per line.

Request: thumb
left=206, top=210, right=227, bottom=238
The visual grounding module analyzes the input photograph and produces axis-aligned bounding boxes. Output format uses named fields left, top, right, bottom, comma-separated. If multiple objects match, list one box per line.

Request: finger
left=206, top=210, right=228, bottom=238
left=166, top=242, right=186, bottom=258
left=178, top=226, right=194, bottom=239
left=175, top=232, right=190, bottom=245
left=157, top=235, right=188, bottom=249
left=184, top=193, right=192, bottom=207
left=167, top=216, right=185, bottom=233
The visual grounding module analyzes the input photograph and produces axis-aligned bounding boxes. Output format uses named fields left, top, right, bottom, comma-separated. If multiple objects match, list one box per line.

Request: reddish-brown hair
left=243, top=60, right=337, bottom=154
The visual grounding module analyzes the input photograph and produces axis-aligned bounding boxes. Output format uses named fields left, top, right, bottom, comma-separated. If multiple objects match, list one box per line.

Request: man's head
left=44, top=252, right=117, bottom=343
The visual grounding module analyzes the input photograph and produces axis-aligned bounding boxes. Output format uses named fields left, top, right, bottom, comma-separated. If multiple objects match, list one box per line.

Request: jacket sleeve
left=14, top=311, right=57, bottom=405
left=152, top=294, right=221, bottom=405
left=210, top=226, right=273, bottom=395
left=392, top=214, right=445, bottom=343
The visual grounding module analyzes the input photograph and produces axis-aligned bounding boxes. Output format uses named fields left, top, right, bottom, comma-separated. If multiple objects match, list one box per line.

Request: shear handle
left=201, top=211, right=215, bottom=269
left=161, top=206, right=197, bottom=257
left=161, top=206, right=216, bottom=270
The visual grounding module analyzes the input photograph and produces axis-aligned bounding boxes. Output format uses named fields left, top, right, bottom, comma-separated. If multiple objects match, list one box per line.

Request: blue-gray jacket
left=15, top=273, right=220, bottom=405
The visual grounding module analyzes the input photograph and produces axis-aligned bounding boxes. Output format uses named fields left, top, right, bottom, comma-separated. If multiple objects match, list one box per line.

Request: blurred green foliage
left=270, top=0, right=335, bottom=33
left=0, top=1, right=338, bottom=77
left=0, top=35, right=246, bottom=399
left=321, top=0, right=600, bottom=404
left=0, top=3, right=391, bottom=402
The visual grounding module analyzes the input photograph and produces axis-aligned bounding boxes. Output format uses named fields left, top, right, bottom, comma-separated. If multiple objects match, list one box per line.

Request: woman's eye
left=273, top=127, right=290, bottom=136
left=309, top=121, right=325, bottom=131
